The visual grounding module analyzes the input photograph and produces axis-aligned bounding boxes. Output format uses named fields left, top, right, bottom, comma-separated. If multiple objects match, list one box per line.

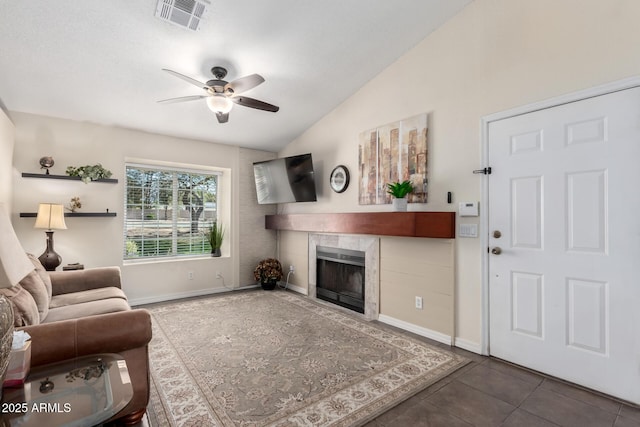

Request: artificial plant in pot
left=65, top=164, right=113, bottom=183
left=254, top=258, right=283, bottom=290
left=207, top=222, right=225, bottom=257
left=386, top=180, right=413, bottom=211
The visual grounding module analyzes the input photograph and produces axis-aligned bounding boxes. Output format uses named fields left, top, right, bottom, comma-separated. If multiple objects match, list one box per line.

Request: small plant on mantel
left=254, top=258, right=283, bottom=291
left=386, top=180, right=413, bottom=198
left=386, top=180, right=413, bottom=211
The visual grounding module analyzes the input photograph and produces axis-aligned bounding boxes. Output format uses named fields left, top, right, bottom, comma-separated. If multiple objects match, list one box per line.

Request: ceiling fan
left=158, top=66, right=279, bottom=123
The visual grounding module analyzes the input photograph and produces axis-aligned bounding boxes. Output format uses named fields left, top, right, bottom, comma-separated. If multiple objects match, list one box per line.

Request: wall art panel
left=358, top=113, right=428, bottom=205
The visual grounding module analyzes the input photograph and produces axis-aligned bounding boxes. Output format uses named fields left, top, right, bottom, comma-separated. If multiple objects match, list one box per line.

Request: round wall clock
left=330, top=165, right=350, bottom=193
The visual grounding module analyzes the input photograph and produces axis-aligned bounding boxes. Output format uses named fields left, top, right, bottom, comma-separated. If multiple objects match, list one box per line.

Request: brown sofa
left=0, top=255, right=152, bottom=426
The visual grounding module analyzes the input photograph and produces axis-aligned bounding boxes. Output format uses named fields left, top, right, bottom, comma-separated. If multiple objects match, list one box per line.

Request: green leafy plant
left=66, top=164, right=113, bottom=183
left=254, top=258, right=283, bottom=282
left=207, top=222, right=225, bottom=250
left=386, top=180, right=413, bottom=198
left=125, top=240, right=139, bottom=257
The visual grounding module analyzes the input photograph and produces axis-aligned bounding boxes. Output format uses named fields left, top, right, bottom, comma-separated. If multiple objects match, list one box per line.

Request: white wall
left=0, top=109, right=14, bottom=212
left=10, top=112, right=276, bottom=304
left=277, top=0, right=640, bottom=349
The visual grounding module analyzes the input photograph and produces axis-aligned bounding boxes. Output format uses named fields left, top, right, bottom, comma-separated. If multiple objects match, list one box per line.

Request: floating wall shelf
left=21, top=173, right=118, bottom=184
left=20, top=212, right=117, bottom=218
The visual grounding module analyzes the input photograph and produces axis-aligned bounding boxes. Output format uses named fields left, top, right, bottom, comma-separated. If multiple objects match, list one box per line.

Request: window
left=124, top=164, right=219, bottom=260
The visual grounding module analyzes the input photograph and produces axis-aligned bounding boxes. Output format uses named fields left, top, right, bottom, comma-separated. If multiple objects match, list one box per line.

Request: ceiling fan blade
left=157, top=95, right=208, bottom=104
left=216, top=112, right=229, bottom=123
left=224, top=74, right=265, bottom=95
left=162, top=69, right=209, bottom=90
left=232, top=96, right=279, bottom=112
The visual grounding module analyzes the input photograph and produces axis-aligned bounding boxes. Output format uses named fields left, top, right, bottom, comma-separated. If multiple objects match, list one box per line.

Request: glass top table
left=1, top=353, right=133, bottom=427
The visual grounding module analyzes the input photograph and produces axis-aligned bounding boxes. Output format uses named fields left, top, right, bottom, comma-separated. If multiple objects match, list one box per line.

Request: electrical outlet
left=415, top=296, right=423, bottom=310
left=216, top=272, right=222, bottom=279
left=188, top=271, right=194, bottom=280
left=289, top=265, right=295, bottom=272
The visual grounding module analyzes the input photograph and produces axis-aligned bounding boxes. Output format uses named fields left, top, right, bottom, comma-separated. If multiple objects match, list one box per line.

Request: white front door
left=488, top=86, right=640, bottom=404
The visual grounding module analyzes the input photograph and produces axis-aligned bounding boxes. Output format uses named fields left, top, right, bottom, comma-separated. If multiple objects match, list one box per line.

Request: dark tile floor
left=366, top=342, right=640, bottom=427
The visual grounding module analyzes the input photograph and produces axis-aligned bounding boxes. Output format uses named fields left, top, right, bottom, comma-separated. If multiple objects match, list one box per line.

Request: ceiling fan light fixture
left=206, top=95, right=233, bottom=114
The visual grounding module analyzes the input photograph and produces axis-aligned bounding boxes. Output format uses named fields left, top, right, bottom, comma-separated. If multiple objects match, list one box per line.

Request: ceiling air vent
left=155, top=0, right=210, bottom=31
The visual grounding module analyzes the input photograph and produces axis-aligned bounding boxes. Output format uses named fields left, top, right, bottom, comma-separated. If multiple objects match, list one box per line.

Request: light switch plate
left=459, top=224, right=478, bottom=238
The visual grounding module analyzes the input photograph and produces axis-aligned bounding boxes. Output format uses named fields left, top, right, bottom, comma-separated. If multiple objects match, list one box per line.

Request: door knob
left=491, top=247, right=502, bottom=255
left=493, top=230, right=502, bottom=238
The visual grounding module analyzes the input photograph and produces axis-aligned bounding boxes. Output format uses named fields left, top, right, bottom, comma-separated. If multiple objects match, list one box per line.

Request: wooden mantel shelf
left=265, top=212, right=456, bottom=239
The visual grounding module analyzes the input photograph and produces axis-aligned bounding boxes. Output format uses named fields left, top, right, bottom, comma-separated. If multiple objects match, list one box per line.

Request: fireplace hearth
left=316, top=246, right=366, bottom=313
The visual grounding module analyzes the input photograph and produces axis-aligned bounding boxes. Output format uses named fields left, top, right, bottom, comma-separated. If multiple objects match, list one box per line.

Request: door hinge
left=473, top=167, right=492, bottom=175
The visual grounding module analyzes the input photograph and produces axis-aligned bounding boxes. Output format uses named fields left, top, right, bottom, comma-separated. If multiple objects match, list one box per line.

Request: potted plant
left=65, top=164, right=113, bottom=183
left=207, top=222, right=225, bottom=257
left=254, top=258, right=283, bottom=290
left=386, top=180, right=413, bottom=211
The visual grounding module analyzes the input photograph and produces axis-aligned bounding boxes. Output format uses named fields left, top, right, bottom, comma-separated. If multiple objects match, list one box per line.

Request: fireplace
left=316, top=246, right=365, bottom=313
left=309, top=235, right=379, bottom=320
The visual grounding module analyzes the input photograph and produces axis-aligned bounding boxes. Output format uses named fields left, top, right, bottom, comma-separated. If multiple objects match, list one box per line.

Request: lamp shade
left=206, top=95, right=233, bottom=114
left=34, top=203, right=67, bottom=230
left=0, top=204, right=34, bottom=288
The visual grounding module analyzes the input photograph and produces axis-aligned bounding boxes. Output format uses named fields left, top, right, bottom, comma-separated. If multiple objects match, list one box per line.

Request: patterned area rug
left=146, top=291, right=468, bottom=427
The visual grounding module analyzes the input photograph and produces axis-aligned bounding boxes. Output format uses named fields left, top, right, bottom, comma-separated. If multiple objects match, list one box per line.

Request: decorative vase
left=261, top=278, right=278, bottom=290
left=211, top=248, right=221, bottom=257
left=392, top=197, right=408, bottom=212
left=39, top=231, right=62, bottom=271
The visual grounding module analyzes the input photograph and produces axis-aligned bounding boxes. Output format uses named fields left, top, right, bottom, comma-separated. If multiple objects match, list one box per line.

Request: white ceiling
left=0, top=0, right=471, bottom=152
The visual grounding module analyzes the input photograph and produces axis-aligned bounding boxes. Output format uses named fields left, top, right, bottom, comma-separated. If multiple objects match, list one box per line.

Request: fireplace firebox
left=316, top=246, right=365, bottom=313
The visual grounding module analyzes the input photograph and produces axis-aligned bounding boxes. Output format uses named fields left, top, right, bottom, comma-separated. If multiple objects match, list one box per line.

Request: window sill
left=123, top=255, right=229, bottom=266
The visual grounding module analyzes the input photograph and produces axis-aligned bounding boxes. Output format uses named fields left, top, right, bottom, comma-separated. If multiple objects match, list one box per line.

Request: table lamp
left=0, top=204, right=35, bottom=397
left=34, top=203, right=67, bottom=272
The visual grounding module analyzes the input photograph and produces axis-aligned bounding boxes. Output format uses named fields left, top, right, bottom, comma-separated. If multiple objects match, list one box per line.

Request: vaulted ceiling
left=0, top=0, right=471, bottom=151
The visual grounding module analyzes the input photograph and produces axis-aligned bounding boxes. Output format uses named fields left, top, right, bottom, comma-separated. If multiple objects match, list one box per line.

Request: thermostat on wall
left=459, top=202, right=479, bottom=217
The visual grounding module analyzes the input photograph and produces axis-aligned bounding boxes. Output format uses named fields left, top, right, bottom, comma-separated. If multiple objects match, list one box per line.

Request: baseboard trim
left=280, top=282, right=308, bottom=295
left=377, top=314, right=452, bottom=346
left=453, top=337, right=483, bottom=355
left=129, top=284, right=259, bottom=307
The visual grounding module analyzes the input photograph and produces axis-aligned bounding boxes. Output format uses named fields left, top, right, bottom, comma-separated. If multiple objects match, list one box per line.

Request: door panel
left=511, top=271, right=544, bottom=338
left=566, top=170, right=607, bottom=253
left=566, top=278, right=608, bottom=354
left=511, top=176, right=543, bottom=249
left=488, top=86, right=640, bottom=404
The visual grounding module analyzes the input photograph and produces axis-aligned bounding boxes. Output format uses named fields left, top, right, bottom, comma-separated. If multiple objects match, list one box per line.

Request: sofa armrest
left=49, top=266, right=122, bottom=296
left=20, top=309, right=152, bottom=366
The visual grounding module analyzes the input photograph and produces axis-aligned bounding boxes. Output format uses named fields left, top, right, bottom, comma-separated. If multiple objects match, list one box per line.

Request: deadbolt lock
left=493, top=230, right=502, bottom=239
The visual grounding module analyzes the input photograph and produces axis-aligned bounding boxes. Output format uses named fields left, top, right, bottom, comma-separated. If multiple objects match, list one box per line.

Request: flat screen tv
left=253, top=153, right=317, bottom=204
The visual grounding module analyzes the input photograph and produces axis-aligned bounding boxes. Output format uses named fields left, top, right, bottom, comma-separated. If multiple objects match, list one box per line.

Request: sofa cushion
left=29, top=254, right=53, bottom=301
left=43, top=298, right=131, bottom=323
left=19, top=254, right=53, bottom=322
left=49, top=287, right=127, bottom=309
left=0, top=285, right=40, bottom=327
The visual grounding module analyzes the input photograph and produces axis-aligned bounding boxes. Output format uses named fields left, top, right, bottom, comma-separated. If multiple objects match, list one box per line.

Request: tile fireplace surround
left=308, top=234, right=379, bottom=320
